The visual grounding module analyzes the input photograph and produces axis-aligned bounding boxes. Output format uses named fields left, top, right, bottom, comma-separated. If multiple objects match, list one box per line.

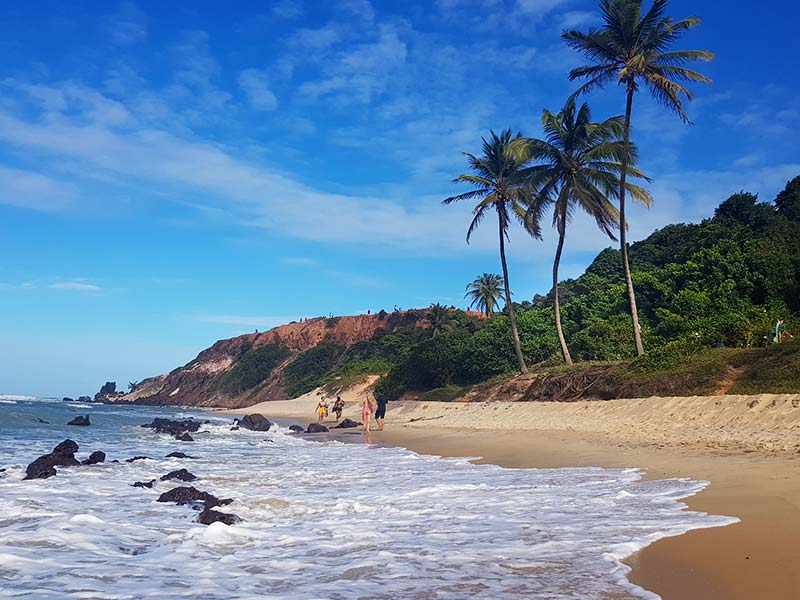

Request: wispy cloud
left=49, top=282, right=104, bottom=292
left=238, top=68, right=278, bottom=111
left=282, top=257, right=318, bottom=266
left=101, top=2, right=147, bottom=46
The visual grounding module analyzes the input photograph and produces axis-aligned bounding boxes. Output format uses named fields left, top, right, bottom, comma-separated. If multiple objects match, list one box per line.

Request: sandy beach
left=224, top=388, right=800, bottom=600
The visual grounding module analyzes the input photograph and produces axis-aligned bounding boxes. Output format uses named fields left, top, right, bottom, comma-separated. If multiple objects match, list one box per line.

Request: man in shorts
left=374, top=391, right=388, bottom=431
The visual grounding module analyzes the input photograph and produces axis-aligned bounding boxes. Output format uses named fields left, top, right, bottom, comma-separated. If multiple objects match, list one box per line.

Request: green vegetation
left=283, top=343, right=346, bottom=397
left=465, top=273, right=505, bottom=317
left=218, top=343, right=290, bottom=394
left=563, top=0, right=715, bottom=355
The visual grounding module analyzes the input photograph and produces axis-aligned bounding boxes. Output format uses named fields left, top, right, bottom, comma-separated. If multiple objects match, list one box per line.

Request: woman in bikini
left=360, top=395, right=374, bottom=432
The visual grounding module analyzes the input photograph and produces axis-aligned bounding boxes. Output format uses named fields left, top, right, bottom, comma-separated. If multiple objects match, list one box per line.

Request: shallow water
left=0, top=398, right=737, bottom=599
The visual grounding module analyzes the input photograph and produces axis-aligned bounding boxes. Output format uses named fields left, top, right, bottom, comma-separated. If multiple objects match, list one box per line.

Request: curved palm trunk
left=619, top=87, right=645, bottom=356
left=553, top=226, right=573, bottom=365
left=498, top=213, right=528, bottom=373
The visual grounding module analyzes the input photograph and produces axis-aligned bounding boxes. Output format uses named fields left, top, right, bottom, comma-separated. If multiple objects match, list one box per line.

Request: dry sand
left=223, top=390, right=800, bottom=600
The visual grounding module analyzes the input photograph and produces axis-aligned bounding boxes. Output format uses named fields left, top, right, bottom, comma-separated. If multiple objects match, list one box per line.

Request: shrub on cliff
left=218, top=343, right=289, bottom=395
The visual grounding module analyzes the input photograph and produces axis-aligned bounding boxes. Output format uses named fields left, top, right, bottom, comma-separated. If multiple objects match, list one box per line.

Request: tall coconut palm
left=465, top=273, right=505, bottom=317
left=562, top=0, right=714, bottom=355
left=525, top=98, right=652, bottom=365
left=444, top=130, right=543, bottom=373
left=426, top=303, right=458, bottom=336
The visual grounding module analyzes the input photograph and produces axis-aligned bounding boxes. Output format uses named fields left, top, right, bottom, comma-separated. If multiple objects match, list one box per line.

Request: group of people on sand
left=315, top=392, right=388, bottom=432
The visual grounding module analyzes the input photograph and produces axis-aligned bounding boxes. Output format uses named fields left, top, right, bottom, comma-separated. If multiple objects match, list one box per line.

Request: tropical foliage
left=562, top=0, right=715, bottom=355
left=465, top=273, right=505, bottom=317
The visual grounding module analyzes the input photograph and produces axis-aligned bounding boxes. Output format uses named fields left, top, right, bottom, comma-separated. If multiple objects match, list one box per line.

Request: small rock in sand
left=334, top=418, right=361, bottom=429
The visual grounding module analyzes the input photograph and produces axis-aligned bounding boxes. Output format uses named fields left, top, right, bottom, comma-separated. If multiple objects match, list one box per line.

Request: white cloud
left=102, top=2, right=147, bottom=46
left=0, top=165, right=77, bottom=211
left=238, top=69, right=278, bottom=111
left=272, top=0, right=304, bottom=19
left=49, top=282, right=103, bottom=292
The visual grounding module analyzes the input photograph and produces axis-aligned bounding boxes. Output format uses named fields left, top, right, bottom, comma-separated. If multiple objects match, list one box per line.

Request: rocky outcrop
left=67, top=415, right=91, bottom=426
left=95, top=382, right=117, bottom=402
left=166, top=452, right=194, bottom=459
left=24, top=439, right=80, bottom=480
left=81, top=451, right=106, bottom=465
left=125, top=456, right=150, bottom=463
left=288, top=425, right=305, bottom=433
left=334, top=418, right=361, bottom=429
left=197, top=507, right=240, bottom=525
left=132, top=480, right=156, bottom=488
left=114, top=311, right=427, bottom=409
left=238, top=414, right=272, bottom=431
left=160, top=469, right=197, bottom=482
left=141, top=418, right=202, bottom=436
left=156, top=486, right=232, bottom=509
left=306, top=423, right=329, bottom=433
left=176, top=433, right=194, bottom=442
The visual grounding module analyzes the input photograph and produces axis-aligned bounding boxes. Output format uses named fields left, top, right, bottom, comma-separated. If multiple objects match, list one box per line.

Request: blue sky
left=1, top=0, right=798, bottom=396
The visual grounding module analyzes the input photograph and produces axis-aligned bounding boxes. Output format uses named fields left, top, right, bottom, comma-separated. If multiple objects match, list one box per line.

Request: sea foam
left=0, top=399, right=737, bottom=599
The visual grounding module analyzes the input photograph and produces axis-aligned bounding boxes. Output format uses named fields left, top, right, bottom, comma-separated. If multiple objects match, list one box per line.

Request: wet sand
left=224, top=394, right=800, bottom=600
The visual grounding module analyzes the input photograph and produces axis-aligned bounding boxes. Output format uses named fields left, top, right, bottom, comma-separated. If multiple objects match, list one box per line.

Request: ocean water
left=0, top=397, right=737, bottom=600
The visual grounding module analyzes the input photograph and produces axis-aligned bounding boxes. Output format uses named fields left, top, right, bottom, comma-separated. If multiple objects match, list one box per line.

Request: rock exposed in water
left=238, top=414, right=272, bottom=432
left=78, top=396, right=92, bottom=403
left=62, top=397, right=74, bottom=402
left=67, top=415, right=91, bottom=426
left=334, top=418, right=361, bottom=429
left=132, top=479, right=156, bottom=488
left=160, top=468, right=197, bottom=482
left=230, top=426, right=239, bottom=431
left=288, top=425, right=305, bottom=433
left=34, top=417, right=50, bottom=424
left=306, top=423, right=329, bottom=434
left=166, top=452, right=194, bottom=459
left=81, top=451, right=106, bottom=465
left=125, top=456, right=150, bottom=463
left=176, top=432, right=194, bottom=442
left=156, top=486, right=232, bottom=508
left=141, top=418, right=203, bottom=436
left=197, top=507, right=241, bottom=526
left=24, top=439, right=81, bottom=480
left=95, top=381, right=117, bottom=402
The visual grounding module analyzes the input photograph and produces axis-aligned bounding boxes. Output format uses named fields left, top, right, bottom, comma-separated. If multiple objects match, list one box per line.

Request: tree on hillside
left=426, top=303, right=458, bottom=336
left=444, top=130, right=544, bottom=373
left=563, top=0, right=714, bottom=356
left=524, top=97, right=651, bottom=365
left=465, top=273, right=506, bottom=317
left=776, top=177, right=800, bottom=221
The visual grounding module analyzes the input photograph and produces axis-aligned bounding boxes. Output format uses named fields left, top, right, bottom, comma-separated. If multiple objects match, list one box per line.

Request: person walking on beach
left=332, top=396, right=345, bottom=421
left=316, top=399, right=329, bottom=423
left=360, top=395, right=374, bottom=432
left=374, top=391, right=388, bottom=431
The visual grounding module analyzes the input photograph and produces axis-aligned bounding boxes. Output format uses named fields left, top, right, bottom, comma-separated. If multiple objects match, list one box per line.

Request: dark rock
left=24, top=439, right=80, bottom=480
left=197, top=507, right=241, bottom=526
left=111, top=460, right=120, bottom=463
left=306, top=423, right=329, bottom=434
left=239, top=414, right=272, bottom=432
left=81, top=451, right=106, bottom=465
left=62, top=397, right=74, bottom=402
left=67, top=415, right=91, bottom=426
left=160, top=468, right=197, bottom=482
left=230, top=426, right=239, bottom=431
left=176, top=433, right=194, bottom=442
left=132, top=479, right=156, bottom=488
left=141, top=418, right=203, bottom=436
left=95, top=381, right=116, bottom=401
left=77, top=396, right=92, bottom=403
left=166, top=452, right=194, bottom=459
left=334, top=418, right=361, bottom=429
left=125, top=456, right=150, bottom=463
left=288, top=425, right=305, bottom=433
left=34, top=417, right=50, bottom=424
left=156, top=486, right=232, bottom=508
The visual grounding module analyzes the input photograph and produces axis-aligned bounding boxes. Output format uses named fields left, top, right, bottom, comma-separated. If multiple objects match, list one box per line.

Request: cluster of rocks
left=23, top=439, right=106, bottom=480
left=141, top=418, right=203, bottom=442
left=156, top=485, right=240, bottom=526
left=62, top=396, right=93, bottom=403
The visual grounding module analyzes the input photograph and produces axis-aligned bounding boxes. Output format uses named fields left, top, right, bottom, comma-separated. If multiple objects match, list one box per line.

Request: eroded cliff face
left=116, top=313, right=424, bottom=408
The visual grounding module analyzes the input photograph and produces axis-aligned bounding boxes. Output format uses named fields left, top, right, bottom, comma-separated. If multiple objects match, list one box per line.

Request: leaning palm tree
left=465, top=273, right=505, bottom=317
left=444, top=130, right=542, bottom=373
left=426, top=303, right=458, bottom=336
left=562, top=0, right=714, bottom=355
left=525, top=98, right=652, bottom=365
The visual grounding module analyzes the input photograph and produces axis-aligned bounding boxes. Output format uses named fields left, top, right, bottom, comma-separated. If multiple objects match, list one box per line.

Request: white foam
left=0, top=420, right=738, bottom=599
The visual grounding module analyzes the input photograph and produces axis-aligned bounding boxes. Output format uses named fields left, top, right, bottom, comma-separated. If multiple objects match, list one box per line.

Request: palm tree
left=525, top=97, right=652, bottom=365
left=465, top=273, right=505, bottom=317
left=426, top=303, right=458, bottom=336
left=444, top=130, right=543, bottom=373
left=562, top=0, right=714, bottom=355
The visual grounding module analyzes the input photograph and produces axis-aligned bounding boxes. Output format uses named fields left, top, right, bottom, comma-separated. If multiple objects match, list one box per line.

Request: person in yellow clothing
left=316, top=399, right=329, bottom=423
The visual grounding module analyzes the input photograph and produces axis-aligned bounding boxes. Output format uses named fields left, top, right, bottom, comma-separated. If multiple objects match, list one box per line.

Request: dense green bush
left=283, top=343, right=346, bottom=397
left=218, top=343, right=290, bottom=394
